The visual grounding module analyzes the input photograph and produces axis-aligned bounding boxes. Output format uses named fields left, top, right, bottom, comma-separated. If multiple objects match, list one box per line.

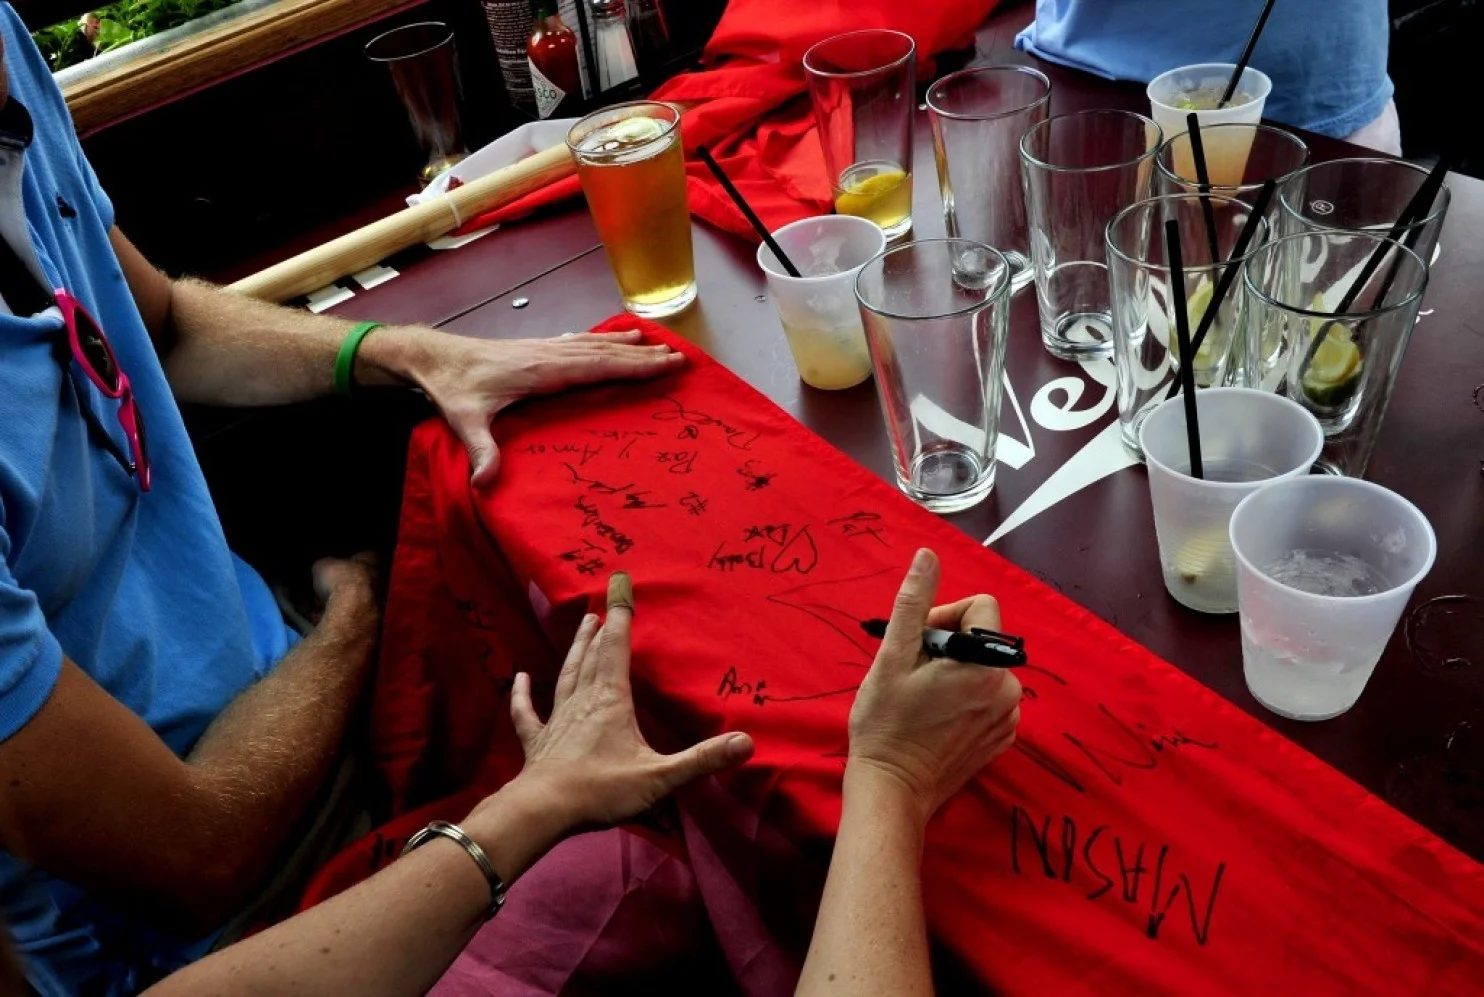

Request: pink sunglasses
left=55, top=288, right=151, bottom=492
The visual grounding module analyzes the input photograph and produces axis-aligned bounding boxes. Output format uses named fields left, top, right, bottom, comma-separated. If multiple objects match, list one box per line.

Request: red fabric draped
left=302, top=317, right=1484, bottom=994
left=460, top=1, right=999, bottom=239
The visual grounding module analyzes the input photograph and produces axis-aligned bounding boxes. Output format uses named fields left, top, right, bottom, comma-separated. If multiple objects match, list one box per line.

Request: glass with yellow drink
left=568, top=101, right=696, bottom=319
left=1155, top=123, right=1309, bottom=217
left=804, top=29, right=916, bottom=240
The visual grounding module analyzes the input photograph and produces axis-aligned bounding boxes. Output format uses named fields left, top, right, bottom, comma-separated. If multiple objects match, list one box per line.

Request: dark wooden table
left=324, top=13, right=1484, bottom=859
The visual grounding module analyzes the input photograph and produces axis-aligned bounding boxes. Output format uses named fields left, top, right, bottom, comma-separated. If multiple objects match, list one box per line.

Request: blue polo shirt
left=1016, top=0, right=1394, bottom=138
left=0, top=6, right=294, bottom=993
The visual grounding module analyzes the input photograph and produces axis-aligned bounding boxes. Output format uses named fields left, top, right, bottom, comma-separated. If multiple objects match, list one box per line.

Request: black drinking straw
left=1218, top=0, right=1277, bottom=108
left=1295, top=157, right=1449, bottom=381
left=1186, top=113, right=1223, bottom=270
left=1166, top=220, right=1204, bottom=479
left=697, top=146, right=802, bottom=278
left=1165, top=179, right=1276, bottom=401
left=1369, top=156, right=1451, bottom=311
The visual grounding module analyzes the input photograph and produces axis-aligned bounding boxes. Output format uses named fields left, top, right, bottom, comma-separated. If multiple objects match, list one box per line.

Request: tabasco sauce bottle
left=528, top=0, right=582, bottom=118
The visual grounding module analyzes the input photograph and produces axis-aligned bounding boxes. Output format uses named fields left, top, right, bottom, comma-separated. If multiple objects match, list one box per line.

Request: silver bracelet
left=401, top=820, right=507, bottom=920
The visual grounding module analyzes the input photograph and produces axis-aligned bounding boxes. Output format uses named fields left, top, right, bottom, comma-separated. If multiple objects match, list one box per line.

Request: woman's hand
left=847, top=548, right=1022, bottom=826
left=501, top=572, right=754, bottom=833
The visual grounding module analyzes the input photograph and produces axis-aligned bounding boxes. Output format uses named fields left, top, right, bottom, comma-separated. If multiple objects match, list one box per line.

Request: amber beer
left=568, top=102, right=696, bottom=318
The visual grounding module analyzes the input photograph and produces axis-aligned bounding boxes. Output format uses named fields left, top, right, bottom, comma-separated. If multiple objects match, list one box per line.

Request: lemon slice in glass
left=835, top=170, right=907, bottom=218
left=1173, top=527, right=1231, bottom=585
left=1299, top=292, right=1361, bottom=407
left=1301, top=329, right=1361, bottom=408
left=587, top=116, right=666, bottom=154
left=1304, top=290, right=1336, bottom=340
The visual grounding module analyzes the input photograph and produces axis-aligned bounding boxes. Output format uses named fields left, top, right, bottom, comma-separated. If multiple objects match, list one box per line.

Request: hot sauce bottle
left=528, top=0, right=583, bottom=118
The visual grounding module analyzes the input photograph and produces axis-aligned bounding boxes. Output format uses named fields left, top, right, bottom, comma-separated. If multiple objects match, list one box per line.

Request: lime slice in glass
left=1301, top=327, right=1362, bottom=408
left=1169, top=277, right=1222, bottom=371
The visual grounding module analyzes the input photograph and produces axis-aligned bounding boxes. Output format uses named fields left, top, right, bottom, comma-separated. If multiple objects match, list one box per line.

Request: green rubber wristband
left=334, top=321, right=382, bottom=397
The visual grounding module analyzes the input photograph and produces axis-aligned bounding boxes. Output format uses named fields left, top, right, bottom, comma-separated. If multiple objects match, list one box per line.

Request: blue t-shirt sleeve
left=0, top=525, right=64, bottom=743
left=72, top=146, right=115, bottom=232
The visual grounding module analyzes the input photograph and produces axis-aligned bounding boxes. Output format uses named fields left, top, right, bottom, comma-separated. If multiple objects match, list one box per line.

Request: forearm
left=797, top=765, right=934, bottom=997
left=160, top=277, right=432, bottom=406
left=181, top=578, right=380, bottom=914
left=0, top=582, right=379, bottom=933
left=144, top=775, right=569, bottom=997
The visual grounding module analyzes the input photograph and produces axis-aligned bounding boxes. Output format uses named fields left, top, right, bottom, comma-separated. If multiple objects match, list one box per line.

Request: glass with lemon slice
left=1243, top=231, right=1431, bottom=477
left=804, top=30, right=916, bottom=240
left=568, top=102, right=696, bottom=319
left=1106, top=194, right=1269, bottom=457
left=833, top=162, right=913, bottom=237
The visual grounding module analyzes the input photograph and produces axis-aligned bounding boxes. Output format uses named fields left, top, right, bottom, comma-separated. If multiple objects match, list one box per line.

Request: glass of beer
left=568, top=101, right=696, bottom=319
left=804, top=29, right=916, bottom=241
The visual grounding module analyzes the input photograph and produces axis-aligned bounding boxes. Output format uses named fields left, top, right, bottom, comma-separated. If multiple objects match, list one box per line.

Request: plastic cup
left=1230, top=477, right=1437, bottom=721
left=758, top=215, right=886, bottom=390
left=1147, top=63, right=1271, bottom=148
left=1139, top=387, right=1324, bottom=614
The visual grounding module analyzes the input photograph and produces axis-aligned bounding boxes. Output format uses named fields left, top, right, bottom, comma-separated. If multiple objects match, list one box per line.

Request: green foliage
left=92, top=18, right=133, bottom=52
left=31, top=18, right=91, bottom=70
left=32, top=0, right=248, bottom=71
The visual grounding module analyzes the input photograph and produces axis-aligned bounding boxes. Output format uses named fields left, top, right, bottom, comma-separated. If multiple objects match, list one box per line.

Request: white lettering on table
left=987, top=355, right=1136, bottom=546
left=998, top=370, right=1036, bottom=469
left=1029, top=368, right=1116, bottom=433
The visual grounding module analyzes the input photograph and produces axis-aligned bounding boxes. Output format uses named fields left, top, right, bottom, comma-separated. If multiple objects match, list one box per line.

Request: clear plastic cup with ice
left=1229, top=476, right=1437, bottom=721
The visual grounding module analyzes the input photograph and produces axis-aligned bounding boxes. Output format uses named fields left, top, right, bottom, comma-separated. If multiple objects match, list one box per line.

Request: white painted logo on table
left=902, top=353, right=1136, bottom=545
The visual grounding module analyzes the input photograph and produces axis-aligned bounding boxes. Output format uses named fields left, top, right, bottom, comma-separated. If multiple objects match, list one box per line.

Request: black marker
left=860, top=619, right=1027, bottom=668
